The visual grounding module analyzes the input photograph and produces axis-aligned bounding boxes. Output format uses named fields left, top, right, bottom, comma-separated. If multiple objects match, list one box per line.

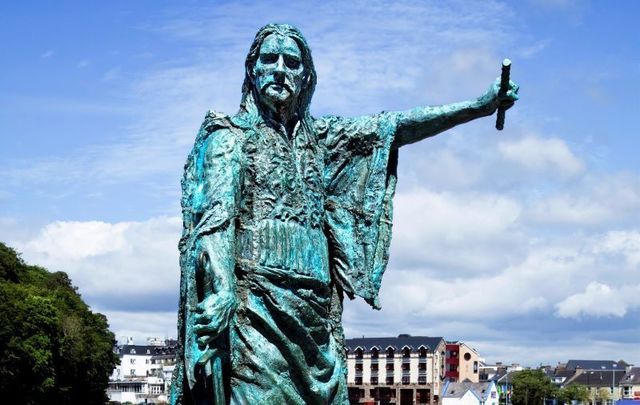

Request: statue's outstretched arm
left=393, top=77, right=519, bottom=147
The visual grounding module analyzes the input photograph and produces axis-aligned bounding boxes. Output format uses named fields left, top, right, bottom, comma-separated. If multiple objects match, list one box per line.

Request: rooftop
left=345, top=334, right=444, bottom=353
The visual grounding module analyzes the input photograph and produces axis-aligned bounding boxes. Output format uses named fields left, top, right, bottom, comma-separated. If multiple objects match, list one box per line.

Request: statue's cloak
left=171, top=110, right=399, bottom=404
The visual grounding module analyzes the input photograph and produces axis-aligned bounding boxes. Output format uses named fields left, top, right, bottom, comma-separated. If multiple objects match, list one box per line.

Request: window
left=403, top=347, right=411, bottom=358
left=355, top=377, right=363, bottom=385
left=371, top=363, right=379, bottom=371
left=464, top=353, right=471, bottom=361
left=387, top=348, right=395, bottom=359
left=386, top=377, right=394, bottom=385
left=371, top=376, right=378, bottom=385
left=371, top=348, right=380, bottom=359
left=419, top=363, right=427, bottom=371
left=419, top=347, right=428, bottom=358
left=355, top=348, right=363, bottom=359
left=418, top=376, right=427, bottom=385
left=402, top=376, right=410, bottom=385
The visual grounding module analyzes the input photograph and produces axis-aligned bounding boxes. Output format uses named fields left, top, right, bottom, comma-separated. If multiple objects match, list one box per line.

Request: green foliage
left=0, top=242, right=119, bottom=404
left=596, top=387, right=611, bottom=401
left=511, top=370, right=558, bottom=405
left=558, top=384, right=590, bottom=404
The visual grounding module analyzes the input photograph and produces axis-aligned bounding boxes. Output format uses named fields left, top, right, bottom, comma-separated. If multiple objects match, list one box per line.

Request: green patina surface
left=171, top=23, right=518, bottom=405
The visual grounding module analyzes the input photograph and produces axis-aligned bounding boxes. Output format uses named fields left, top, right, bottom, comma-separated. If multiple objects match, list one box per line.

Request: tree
left=0, top=242, right=119, bottom=404
left=559, top=384, right=591, bottom=404
left=596, top=388, right=611, bottom=403
left=511, top=369, right=557, bottom=405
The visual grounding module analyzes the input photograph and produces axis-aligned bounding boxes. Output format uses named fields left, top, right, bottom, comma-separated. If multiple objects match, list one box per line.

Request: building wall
left=457, top=343, right=480, bottom=383
left=347, top=340, right=446, bottom=404
left=621, top=384, right=640, bottom=400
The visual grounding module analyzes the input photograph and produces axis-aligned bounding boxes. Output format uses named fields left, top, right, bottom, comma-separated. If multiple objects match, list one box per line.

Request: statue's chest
left=241, top=126, right=325, bottom=229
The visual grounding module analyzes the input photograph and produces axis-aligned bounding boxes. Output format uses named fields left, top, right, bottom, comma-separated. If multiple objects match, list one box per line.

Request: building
left=108, top=338, right=177, bottom=404
left=442, top=380, right=498, bottom=405
left=563, top=369, right=626, bottom=405
left=345, top=334, right=446, bottom=404
left=445, top=342, right=482, bottom=383
left=619, top=367, right=640, bottom=401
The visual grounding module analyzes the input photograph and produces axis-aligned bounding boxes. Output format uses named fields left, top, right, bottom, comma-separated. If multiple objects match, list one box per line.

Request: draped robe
left=171, top=109, right=399, bottom=404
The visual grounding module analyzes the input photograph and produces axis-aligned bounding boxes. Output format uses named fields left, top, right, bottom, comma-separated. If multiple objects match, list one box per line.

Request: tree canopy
left=511, top=369, right=557, bottom=405
left=558, top=384, right=590, bottom=404
left=0, top=242, right=119, bottom=404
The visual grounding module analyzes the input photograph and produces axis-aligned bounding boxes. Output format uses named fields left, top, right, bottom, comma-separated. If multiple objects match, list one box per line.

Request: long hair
left=238, top=24, right=317, bottom=129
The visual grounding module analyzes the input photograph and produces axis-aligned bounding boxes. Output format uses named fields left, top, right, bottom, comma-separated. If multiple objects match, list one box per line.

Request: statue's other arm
left=393, top=78, right=519, bottom=147
left=182, top=126, right=241, bottom=390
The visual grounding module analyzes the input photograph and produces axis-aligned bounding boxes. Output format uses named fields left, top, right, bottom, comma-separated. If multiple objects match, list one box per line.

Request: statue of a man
left=171, top=24, right=518, bottom=404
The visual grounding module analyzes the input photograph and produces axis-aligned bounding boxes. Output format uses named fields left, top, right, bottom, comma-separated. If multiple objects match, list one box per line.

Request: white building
left=108, top=339, right=177, bottom=404
left=442, top=380, right=498, bottom=405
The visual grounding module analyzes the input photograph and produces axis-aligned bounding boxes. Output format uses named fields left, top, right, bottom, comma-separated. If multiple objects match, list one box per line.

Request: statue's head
left=240, top=24, right=317, bottom=121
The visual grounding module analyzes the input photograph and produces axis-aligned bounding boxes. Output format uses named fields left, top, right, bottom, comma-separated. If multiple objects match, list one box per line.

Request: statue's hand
left=483, top=77, right=519, bottom=114
left=192, top=291, right=237, bottom=347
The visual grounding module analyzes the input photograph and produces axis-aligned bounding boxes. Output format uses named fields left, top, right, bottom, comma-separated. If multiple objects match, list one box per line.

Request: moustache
left=260, top=81, right=292, bottom=93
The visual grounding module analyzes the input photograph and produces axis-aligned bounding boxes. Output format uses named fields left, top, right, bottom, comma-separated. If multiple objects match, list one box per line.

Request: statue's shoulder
left=192, top=110, right=247, bottom=156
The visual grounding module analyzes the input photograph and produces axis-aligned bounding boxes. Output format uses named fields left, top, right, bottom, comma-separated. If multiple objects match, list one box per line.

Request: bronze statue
left=171, top=23, right=518, bottom=405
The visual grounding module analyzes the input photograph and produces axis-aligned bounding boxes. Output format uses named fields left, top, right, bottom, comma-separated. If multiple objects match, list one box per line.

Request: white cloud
left=516, top=39, right=552, bottom=59
left=25, top=221, right=131, bottom=260
left=99, top=310, right=178, bottom=345
left=555, top=282, right=640, bottom=318
left=528, top=173, right=640, bottom=226
left=597, top=230, right=640, bottom=267
left=391, top=188, right=522, bottom=272
left=498, top=135, right=584, bottom=177
left=16, top=216, right=181, bottom=299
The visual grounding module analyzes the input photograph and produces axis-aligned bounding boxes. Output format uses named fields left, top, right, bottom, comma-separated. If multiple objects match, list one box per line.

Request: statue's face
left=252, top=34, right=305, bottom=112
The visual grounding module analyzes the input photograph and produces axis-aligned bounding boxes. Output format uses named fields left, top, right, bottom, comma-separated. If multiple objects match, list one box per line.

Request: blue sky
left=1, top=0, right=640, bottom=366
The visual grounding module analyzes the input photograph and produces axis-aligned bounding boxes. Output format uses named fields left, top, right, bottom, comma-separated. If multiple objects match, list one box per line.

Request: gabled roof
left=443, top=380, right=496, bottom=401
left=621, top=367, right=640, bottom=385
left=566, top=360, right=627, bottom=371
left=345, top=335, right=444, bottom=353
left=496, top=371, right=523, bottom=384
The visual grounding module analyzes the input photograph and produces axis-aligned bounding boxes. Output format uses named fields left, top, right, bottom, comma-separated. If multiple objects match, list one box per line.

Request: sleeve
left=320, top=112, right=399, bottom=309
left=171, top=112, right=242, bottom=403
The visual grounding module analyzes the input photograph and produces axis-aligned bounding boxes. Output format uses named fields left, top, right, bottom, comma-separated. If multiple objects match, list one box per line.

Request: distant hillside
left=0, top=242, right=119, bottom=404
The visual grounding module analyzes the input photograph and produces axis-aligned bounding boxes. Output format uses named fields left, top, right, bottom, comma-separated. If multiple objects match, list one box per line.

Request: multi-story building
left=445, top=342, right=482, bottom=383
left=345, top=334, right=446, bottom=405
left=108, top=338, right=177, bottom=404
